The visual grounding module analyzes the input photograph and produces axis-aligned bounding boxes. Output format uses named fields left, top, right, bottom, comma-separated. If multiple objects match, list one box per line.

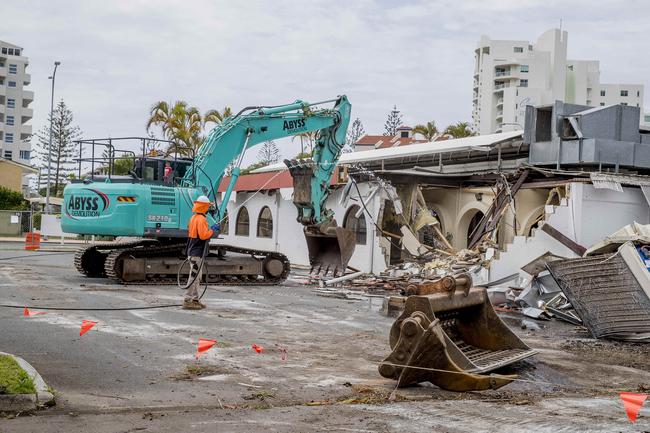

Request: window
left=7, top=81, right=16, bottom=88
left=0, top=78, right=3, bottom=85
left=220, top=210, right=229, bottom=235
left=514, top=47, right=523, bottom=53
left=7, top=98, right=15, bottom=108
left=8, top=64, right=17, bottom=74
left=519, top=79, right=528, bottom=87
left=235, top=207, right=249, bottom=236
left=567, top=65, right=573, bottom=71
left=621, top=90, right=628, bottom=97
left=621, top=102, right=628, bottom=106
left=600, top=90, right=606, bottom=97
left=600, top=102, right=605, bottom=106
left=520, top=65, right=529, bottom=73
left=6, top=116, right=13, bottom=126
left=343, top=205, right=367, bottom=245
left=256, top=206, right=273, bottom=238
left=19, top=150, right=29, bottom=160
left=4, top=150, right=12, bottom=159
left=14, top=49, right=19, bottom=56
left=5, top=133, right=13, bottom=143
left=1, top=48, right=6, bottom=54
left=638, top=91, right=641, bottom=97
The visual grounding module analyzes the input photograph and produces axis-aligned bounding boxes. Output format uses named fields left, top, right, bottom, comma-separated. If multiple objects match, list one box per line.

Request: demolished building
left=215, top=102, right=650, bottom=281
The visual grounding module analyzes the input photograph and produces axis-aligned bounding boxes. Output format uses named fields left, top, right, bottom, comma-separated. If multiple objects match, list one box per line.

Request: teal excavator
left=62, top=96, right=355, bottom=284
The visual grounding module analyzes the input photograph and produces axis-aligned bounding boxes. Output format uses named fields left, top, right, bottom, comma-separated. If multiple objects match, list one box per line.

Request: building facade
left=0, top=40, right=33, bottom=165
left=472, top=29, right=644, bottom=135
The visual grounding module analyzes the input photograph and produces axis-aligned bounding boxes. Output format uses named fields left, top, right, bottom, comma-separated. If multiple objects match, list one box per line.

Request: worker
left=163, top=162, right=173, bottom=184
left=184, top=195, right=219, bottom=310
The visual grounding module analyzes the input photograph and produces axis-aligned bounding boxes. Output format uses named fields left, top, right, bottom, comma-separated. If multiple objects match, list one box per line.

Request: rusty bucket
left=304, top=226, right=356, bottom=277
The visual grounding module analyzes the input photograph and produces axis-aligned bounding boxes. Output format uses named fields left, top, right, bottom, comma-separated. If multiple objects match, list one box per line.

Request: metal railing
left=73, top=137, right=197, bottom=186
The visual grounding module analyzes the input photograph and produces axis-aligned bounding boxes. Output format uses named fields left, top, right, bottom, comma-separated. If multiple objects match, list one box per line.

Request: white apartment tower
left=0, top=40, right=33, bottom=162
left=471, top=29, right=644, bottom=135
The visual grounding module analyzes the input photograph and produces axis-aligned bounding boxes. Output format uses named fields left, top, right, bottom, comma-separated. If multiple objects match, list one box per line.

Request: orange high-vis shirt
left=188, top=213, right=213, bottom=240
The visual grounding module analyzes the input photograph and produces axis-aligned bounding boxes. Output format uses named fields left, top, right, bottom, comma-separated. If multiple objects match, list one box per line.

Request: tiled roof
left=217, top=169, right=340, bottom=192
left=217, top=171, right=294, bottom=192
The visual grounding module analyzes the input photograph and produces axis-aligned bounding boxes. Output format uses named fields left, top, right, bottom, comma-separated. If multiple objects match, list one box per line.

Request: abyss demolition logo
left=282, top=119, right=306, bottom=132
left=65, top=189, right=109, bottom=218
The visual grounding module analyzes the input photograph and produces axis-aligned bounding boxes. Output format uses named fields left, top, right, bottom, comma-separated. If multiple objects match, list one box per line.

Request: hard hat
left=194, top=195, right=212, bottom=203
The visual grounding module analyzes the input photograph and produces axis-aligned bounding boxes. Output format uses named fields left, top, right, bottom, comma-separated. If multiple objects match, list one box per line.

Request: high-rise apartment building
left=471, top=29, right=644, bottom=135
left=0, top=40, right=33, bottom=163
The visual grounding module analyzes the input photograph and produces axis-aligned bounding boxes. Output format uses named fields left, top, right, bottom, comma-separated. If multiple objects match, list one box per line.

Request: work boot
left=193, top=300, right=206, bottom=309
left=182, top=299, right=202, bottom=310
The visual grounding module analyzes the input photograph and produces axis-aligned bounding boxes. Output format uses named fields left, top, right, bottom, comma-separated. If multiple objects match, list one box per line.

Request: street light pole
left=44, top=61, right=61, bottom=215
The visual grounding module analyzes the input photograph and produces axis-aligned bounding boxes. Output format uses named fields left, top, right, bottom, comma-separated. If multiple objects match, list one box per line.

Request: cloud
left=0, top=0, right=648, bottom=164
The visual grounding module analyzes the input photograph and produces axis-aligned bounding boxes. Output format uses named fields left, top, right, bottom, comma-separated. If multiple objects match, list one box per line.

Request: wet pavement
left=1, top=247, right=649, bottom=432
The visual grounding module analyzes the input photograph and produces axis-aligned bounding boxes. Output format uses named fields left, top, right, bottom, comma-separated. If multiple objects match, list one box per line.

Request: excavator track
left=73, top=239, right=153, bottom=277
left=75, top=240, right=290, bottom=285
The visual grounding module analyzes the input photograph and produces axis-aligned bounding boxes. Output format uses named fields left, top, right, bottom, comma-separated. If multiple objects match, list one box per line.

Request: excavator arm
left=184, top=95, right=353, bottom=275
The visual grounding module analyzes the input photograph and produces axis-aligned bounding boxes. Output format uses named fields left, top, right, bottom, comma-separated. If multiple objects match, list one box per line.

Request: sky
left=2, top=0, right=649, bottom=164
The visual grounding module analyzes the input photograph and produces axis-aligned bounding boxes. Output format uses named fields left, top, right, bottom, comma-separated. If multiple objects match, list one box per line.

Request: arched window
left=220, top=210, right=229, bottom=235
left=257, top=206, right=273, bottom=238
left=235, top=207, right=249, bottom=236
left=466, top=210, right=484, bottom=246
left=344, top=205, right=367, bottom=245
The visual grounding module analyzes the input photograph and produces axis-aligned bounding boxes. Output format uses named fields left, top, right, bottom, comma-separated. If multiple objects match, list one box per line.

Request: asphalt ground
left=1, top=247, right=649, bottom=432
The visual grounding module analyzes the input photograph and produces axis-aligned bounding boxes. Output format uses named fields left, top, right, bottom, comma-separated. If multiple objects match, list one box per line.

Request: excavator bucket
left=379, top=285, right=536, bottom=392
left=304, top=226, right=356, bottom=277
left=286, top=158, right=356, bottom=276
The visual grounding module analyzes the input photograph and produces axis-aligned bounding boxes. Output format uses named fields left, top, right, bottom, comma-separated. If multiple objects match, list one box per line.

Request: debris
left=522, top=307, right=551, bottom=320
left=539, top=223, right=587, bottom=256
left=320, top=271, right=365, bottom=287
left=547, top=249, right=650, bottom=342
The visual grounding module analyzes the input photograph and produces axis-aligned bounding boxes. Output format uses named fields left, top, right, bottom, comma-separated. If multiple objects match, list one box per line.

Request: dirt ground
left=0, top=246, right=649, bottom=432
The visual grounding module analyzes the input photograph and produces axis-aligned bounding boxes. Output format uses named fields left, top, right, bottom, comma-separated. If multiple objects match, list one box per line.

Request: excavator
left=61, top=96, right=355, bottom=284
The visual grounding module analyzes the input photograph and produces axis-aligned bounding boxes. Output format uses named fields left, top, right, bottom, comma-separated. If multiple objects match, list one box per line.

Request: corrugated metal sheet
left=547, top=254, right=650, bottom=341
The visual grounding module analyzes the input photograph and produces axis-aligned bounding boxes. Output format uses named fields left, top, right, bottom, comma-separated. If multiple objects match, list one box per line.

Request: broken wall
left=420, top=187, right=550, bottom=250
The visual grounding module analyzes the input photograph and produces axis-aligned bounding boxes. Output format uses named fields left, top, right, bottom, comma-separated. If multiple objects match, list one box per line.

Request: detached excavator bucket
left=379, top=286, right=536, bottom=392
left=304, top=226, right=356, bottom=277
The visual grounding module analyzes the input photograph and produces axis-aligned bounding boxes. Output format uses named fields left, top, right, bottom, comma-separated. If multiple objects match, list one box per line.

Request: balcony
left=496, top=98, right=504, bottom=106
left=0, top=66, right=6, bottom=77
left=22, top=90, right=34, bottom=101
left=23, top=73, right=30, bottom=85
left=21, top=107, right=33, bottom=121
left=494, top=82, right=510, bottom=91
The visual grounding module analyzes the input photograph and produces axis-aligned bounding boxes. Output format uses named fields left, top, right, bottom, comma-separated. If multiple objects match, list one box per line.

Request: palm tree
left=292, top=131, right=318, bottom=155
left=204, top=107, right=232, bottom=128
left=444, top=122, right=474, bottom=138
left=146, top=101, right=216, bottom=156
left=412, top=121, right=439, bottom=141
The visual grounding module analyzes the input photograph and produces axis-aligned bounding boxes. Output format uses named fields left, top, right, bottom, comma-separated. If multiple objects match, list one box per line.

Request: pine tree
left=32, top=100, right=82, bottom=196
left=344, top=118, right=365, bottom=153
left=383, top=105, right=403, bottom=136
left=257, top=140, right=280, bottom=165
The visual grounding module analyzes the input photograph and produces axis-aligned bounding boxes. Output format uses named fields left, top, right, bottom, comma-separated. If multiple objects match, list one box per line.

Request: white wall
left=489, top=182, right=650, bottom=281
left=571, top=183, right=650, bottom=248
left=217, top=182, right=388, bottom=273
